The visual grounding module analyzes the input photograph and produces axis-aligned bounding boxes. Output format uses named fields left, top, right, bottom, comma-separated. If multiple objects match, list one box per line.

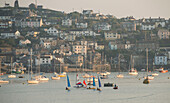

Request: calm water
left=0, top=72, right=170, bottom=103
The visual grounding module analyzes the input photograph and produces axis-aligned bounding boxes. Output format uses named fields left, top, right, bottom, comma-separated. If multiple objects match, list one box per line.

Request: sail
left=98, top=76, right=101, bottom=87
left=76, top=74, right=79, bottom=81
left=93, top=77, right=96, bottom=86
left=83, top=80, right=87, bottom=86
left=67, top=75, right=71, bottom=87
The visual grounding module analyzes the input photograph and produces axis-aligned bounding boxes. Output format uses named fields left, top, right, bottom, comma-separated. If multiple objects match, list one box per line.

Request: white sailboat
left=8, top=57, right=16, bottom=78
left=129, top=55, right=138, bottom=75
left=143, top=48, right=151, bottom=84
left=0, top=60, right=9, bottom=83
left=27, top=48, right=39, bottom=84
left=117, top=53, right=124, bottom=78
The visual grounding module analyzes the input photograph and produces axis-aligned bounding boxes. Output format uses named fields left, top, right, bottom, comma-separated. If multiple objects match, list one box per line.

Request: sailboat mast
left=30, top=48, right=32, bottom=79
left=118, top=53, right=120, bottom=72
left=0, top=60, right=1, bottom=75
left=146, top=48, right=148, bottom=76
left=11, top=57, right=13, bottom=74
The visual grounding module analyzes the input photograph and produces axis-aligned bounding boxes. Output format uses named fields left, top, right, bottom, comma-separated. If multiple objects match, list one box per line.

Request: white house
left=94, top=23, right=111, bottom=31
left=141, top=22, right=156, bottom=30
left=19, top=39, right=31, bottom=45
left=43, top=41, right=51, bottom=49
left=104, top=32, right=120, bottom=40
left=19, top=18, right=43, bottom=28
left=154, top=54, right=167, bottom=65
left=35, top=55, right=52, bottom=65
left=45, top=27, right=59, bottom=36
left=76, top=22, right=88, bottom=28
left=0, top=20, right=13, bottom=28
left=62, top=18, right=72, bottom=26
left=70, top=30, right=100, bottom=37
left=83, top=10, right=93, bottom=15
left=0, top=30, right=20, bottom=39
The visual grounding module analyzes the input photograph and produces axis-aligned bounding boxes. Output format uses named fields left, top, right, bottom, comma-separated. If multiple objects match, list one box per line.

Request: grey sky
left=0, top=0, right=170, bottom=19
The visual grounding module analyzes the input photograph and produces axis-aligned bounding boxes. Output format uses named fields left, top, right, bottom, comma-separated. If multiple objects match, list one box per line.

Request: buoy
left=139, top=78, right=141, bottom=80
left=22, top=82, right=25, bottom=85
left=168, top=77, right=170, bottom=79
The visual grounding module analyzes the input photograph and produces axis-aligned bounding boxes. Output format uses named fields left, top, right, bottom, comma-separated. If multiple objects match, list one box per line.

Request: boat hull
left=0, top=80, right=9, bottom=83
left=27, top=80, right=39, bottom=84
left=8, top=75, right=16, bottom=78
left=51, top=76, right=60, bottom=80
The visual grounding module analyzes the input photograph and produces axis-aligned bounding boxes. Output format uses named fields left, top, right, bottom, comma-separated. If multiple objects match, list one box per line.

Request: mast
left=30, top=48, right=32, bottom=79
left=11, top=57, right=13, bottom=74
left=146, top=48, right=148, bottom=76
left=0, top=60, right=1, bottom=75
left=118, top=53, right=120, bottom=73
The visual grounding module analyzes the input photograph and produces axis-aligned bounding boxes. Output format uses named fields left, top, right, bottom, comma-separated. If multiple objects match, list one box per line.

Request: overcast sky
left=0, top=0, right=170, bottom=19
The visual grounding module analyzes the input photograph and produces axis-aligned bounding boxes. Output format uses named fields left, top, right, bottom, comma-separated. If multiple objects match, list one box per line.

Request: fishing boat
left=8, top=57, right=16, bottom=78
left=97, top=76, right=102, bottom=91
left=143, top=48, right=150, bottom=84
left=27, top=48, right=39, bottom=84
left=66, top=74, right=71, bottom=90
left=0, top=60, right=9, bottom=83
left=87, top=77, right=96, bottom=89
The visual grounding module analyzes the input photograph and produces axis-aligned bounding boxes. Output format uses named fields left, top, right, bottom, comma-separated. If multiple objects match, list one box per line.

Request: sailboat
left=8, top=57, right=16, bottom=78
left=87, top=77, right=96, bottom=89
left=117, top=53, right=124, bottom=78
left=74, top=74, right=83, bottom=88
left=143, top=48, right=151, bottom=84
left=97, top=76, right=102, bottom=91
left=83, top=80, right=87, bottom=88
left=58, top=60, right=66, bottom=77
left=27, top=48, right=39, bottom=84
left=51, top=60, right=60, bottom=80
left=129, top=55, right=138, bottom=75
left=0, top=60, right=9, bottom=83
left=66, top=74, right=71, bottom=90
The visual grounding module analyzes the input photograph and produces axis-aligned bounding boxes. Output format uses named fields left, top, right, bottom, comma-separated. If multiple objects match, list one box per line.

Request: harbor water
left=0, top=72, right=170, bottom=103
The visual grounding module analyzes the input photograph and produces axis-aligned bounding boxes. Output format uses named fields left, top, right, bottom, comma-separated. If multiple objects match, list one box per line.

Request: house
left=42, top=41, right=51, bottom=49
left=19, top=39, right=31, bottom=45
left=15, top=48, right=29, bottom=55
left=72, top=45, right=87, bottom=57
left=70, top=30, right=100, bottom=37
left=65, top=34, right=76, bottom=41
left=94, top=23, right=111, bottom=31
left=35, top=55, right=52, bottom=65
left=109, top=42, right=118, bottom=50
left=62, top=18, right=72, bottom=26
left=67, top=54, right=84, bottom=65
left=124, top=41, right=134, bottom=49
left=104, top=32, right=120, bottom=40
left=157, top=29, right=170, bottom=39
left=95, top=43, right=104, bottom=50
left=143, top=17, right=166, bottom=27
left=76, top=22, right=88, bottom=28
left=135, top=41, right=159, bottom=51
left=0, top=10, right=12, bottom=20
left=121, top=22, right=136, bottom=31
left=141, top=22, right=156, bottom=30
left=83, top=10, right=93, bottom=15
left=154, top=54, right=167, bottom=65
left=18, top=18, right=43, bottom=28
left=0, top=30, right=20, bottom=39
left=45, top=27, right=59, bottom=36
left=0, top=20, right=13, bottom=28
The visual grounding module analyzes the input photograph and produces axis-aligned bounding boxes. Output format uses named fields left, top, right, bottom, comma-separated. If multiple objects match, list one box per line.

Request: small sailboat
left=152, top=73, right=159, bottom=76
left=27, top=48, right=39, bottom=84
left=159, top=67, right=168, bottom=73
left=87, top=77, right=96, bottom=89
left=74, top=74, right=83, bottom=88
left=66, top=74, right=71, bottom=90
left=97, top=76, right=102, bottom=91
left=0, top=60, right=9, bottom=83
left=129, top=55, right=138, bottom=75
left=83, top=80, right=87, bottom=88
left=143, top=48, right=150, bottom=84
left=8, top=57, right=16, bottom=78
left=117, top=53, right=124, bottom=78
